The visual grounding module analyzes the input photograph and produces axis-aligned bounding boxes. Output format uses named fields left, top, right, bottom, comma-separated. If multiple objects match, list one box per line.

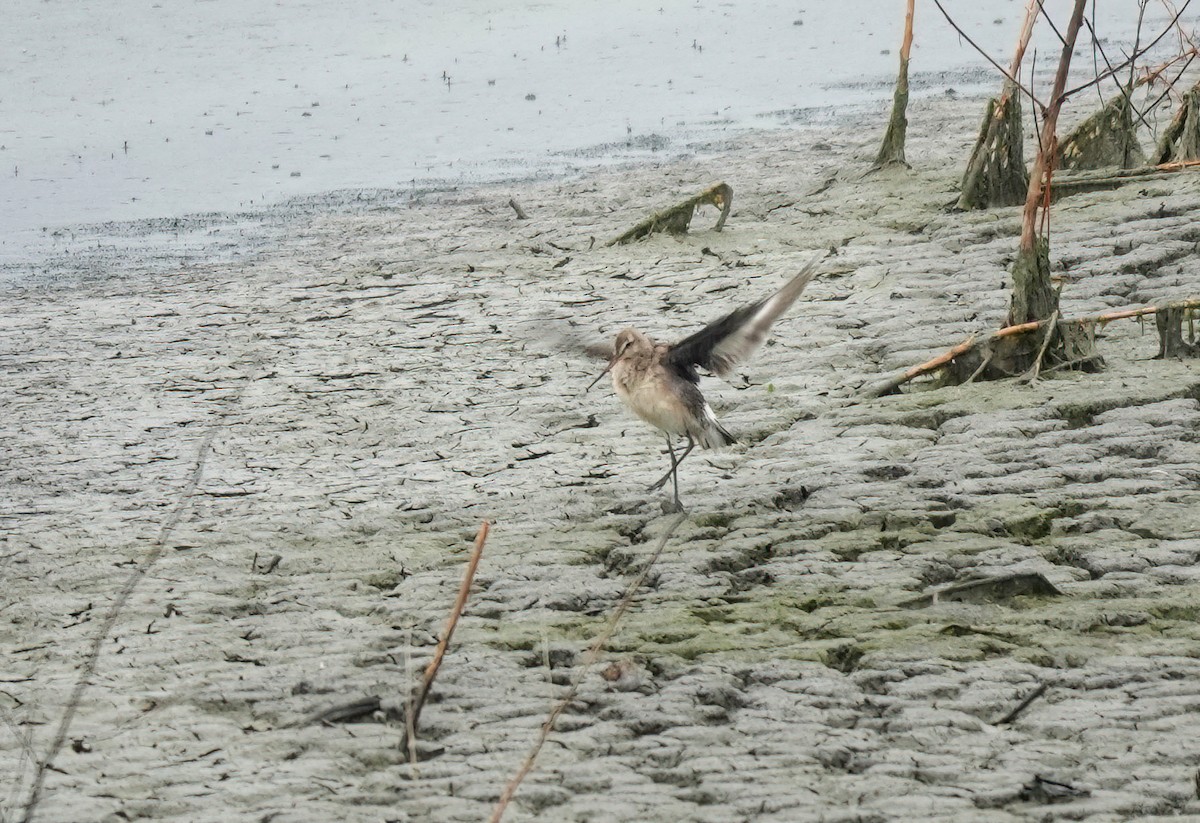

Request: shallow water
left=0, top=0, right=1176, bottom=262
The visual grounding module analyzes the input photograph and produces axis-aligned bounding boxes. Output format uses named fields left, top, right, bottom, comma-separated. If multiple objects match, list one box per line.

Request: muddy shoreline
left=3, top=94, right=1200, bottom=822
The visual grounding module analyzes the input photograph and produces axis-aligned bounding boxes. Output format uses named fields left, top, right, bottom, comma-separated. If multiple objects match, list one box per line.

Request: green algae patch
left=1150, top=602, right=1200, bottom=622
left=361, top=569, right=411, bottom=590
left=478, top=615, right=597, bottom=653
left=628, top=584, right=1200, bottom=666
left=997, top=507, right=1057, bottom=543
left=857, top=357, right=1200, bottom=431
left=487, top=593, right=1008, bottom=664
left=694, top=511, right=740, bottom=530
left=823, top=643, right=864, bottom=673
left=566, top=528, right=639, bottom=566
left=475, top=553, right=1200, bottom=668
left=948, top=495, right=1067, bottom=544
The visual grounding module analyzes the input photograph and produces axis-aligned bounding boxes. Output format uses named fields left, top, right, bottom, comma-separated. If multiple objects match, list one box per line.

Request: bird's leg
left=649, top=433, right=696, bottom=499
left=671, top=442, right=683, bottom=512
left=649, top=435, right=679, bottom=492
left=677, top=435, right=696, bottom=466
left=670, top=435, right=695, bottom=511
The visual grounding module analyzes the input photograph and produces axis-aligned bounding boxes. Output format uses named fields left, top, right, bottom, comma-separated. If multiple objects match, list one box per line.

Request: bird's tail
left=698, top=418, right=736, bottom=449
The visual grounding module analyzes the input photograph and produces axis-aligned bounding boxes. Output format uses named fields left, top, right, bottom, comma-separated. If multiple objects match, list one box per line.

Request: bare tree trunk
left=1009, top=0, right=1089, bottom=327
left=1058, top=87, right=1147, bottom=170
left=957, top=92, right=1029, bottom=209
left=995, top=0, right=1107, bottom=377
left=1152, top=83, right=1200, bottom=164
left=957, top=0, right=1038, bottom=209
left=874, top=0, right=914, bottom=168
left=1156, top=304, right=1200, bottom=358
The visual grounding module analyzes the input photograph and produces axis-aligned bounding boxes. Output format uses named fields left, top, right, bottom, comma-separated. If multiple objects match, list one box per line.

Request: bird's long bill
left=586, top=359, right=614, bottom=391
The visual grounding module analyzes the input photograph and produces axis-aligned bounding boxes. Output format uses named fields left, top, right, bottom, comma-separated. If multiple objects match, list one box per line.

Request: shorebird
left=589, top=252, right=824, bottom=510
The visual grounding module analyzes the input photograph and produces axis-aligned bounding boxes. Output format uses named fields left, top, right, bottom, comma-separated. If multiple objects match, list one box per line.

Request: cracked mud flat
left=3, top=94, right=1200, bottom=822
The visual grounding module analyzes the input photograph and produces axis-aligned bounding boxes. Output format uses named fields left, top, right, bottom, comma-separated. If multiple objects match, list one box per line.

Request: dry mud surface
left=4, top=96, right=1200, bottom=822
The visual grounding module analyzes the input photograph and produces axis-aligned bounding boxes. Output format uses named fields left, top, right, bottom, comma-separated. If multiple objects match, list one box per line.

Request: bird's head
left=587, top=328, right=648, bottom=390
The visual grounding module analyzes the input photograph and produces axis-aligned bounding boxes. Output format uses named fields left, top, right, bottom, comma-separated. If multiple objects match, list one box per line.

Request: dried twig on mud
left=488, top=512, right=687, bottom=823
left=400, top=520, right=490, bottom=758
left=608, top=183, right=732, bottom=245
left=307, top=697, right=390, bottom=725
left=301, top=522, right=489, bottom=742
left=994, top=681, right=1049, bottom=725
left=865, top=298, right=1200, bottom=397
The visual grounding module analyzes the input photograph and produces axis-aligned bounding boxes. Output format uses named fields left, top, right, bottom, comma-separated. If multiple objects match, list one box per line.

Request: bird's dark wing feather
left=668, top=252, right=824, bottom=378
left=668, top=301, right=765, bottom=380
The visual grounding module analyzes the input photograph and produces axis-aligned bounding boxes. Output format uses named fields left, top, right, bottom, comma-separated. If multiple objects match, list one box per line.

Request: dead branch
left=955, top=0, right=1039, bottom=210
left=299, top=523, right=489, bottom=737
left=932, top=0, right=1045, bottom=112
left=1005, top=0, right=1090, bottom=346
left=1062, top=0, right=1193, bottom=100
left=1138, top=50, right=1197, bottom=93
left=1137, top=21, right=1200, bottom=120
left=1053, top=157, right=1200, bottom=195
left=1008, top=0, right=1041, bottom=77
left=1019, top=308, right=1060, bottom=383
left=1128, top=0, right=1149, bottom=94
left=508, top=198, right=529, bottom=220
left=1077, top=14, right=1155, bottom=138
left=400, top=520, right=490, bottom=756
left=864, top=298, right=1200, bottom=397
left=965, top=350, right=994, bottom=383
left=306, top=697, right=387, bottom=725
left=865, top=323, right=1031, bottom=397
left=608, top=183, right=732, bottom=245
left=994, top=682, right=1050, bottom=725
left=906, top=572, right=1062, bottom=607
left=489, top=512, right=687, bottom=823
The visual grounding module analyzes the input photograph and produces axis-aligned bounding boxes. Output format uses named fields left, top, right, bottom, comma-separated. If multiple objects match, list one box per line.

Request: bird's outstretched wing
left=668, top=252, right=824, bottom=377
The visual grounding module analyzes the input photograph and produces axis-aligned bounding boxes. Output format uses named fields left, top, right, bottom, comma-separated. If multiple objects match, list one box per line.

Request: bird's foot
left=647, top=475, right=671, bottom=492
left=662, top=496, right=686, bottom=514
left=648, top=467, right=677, bottom=491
